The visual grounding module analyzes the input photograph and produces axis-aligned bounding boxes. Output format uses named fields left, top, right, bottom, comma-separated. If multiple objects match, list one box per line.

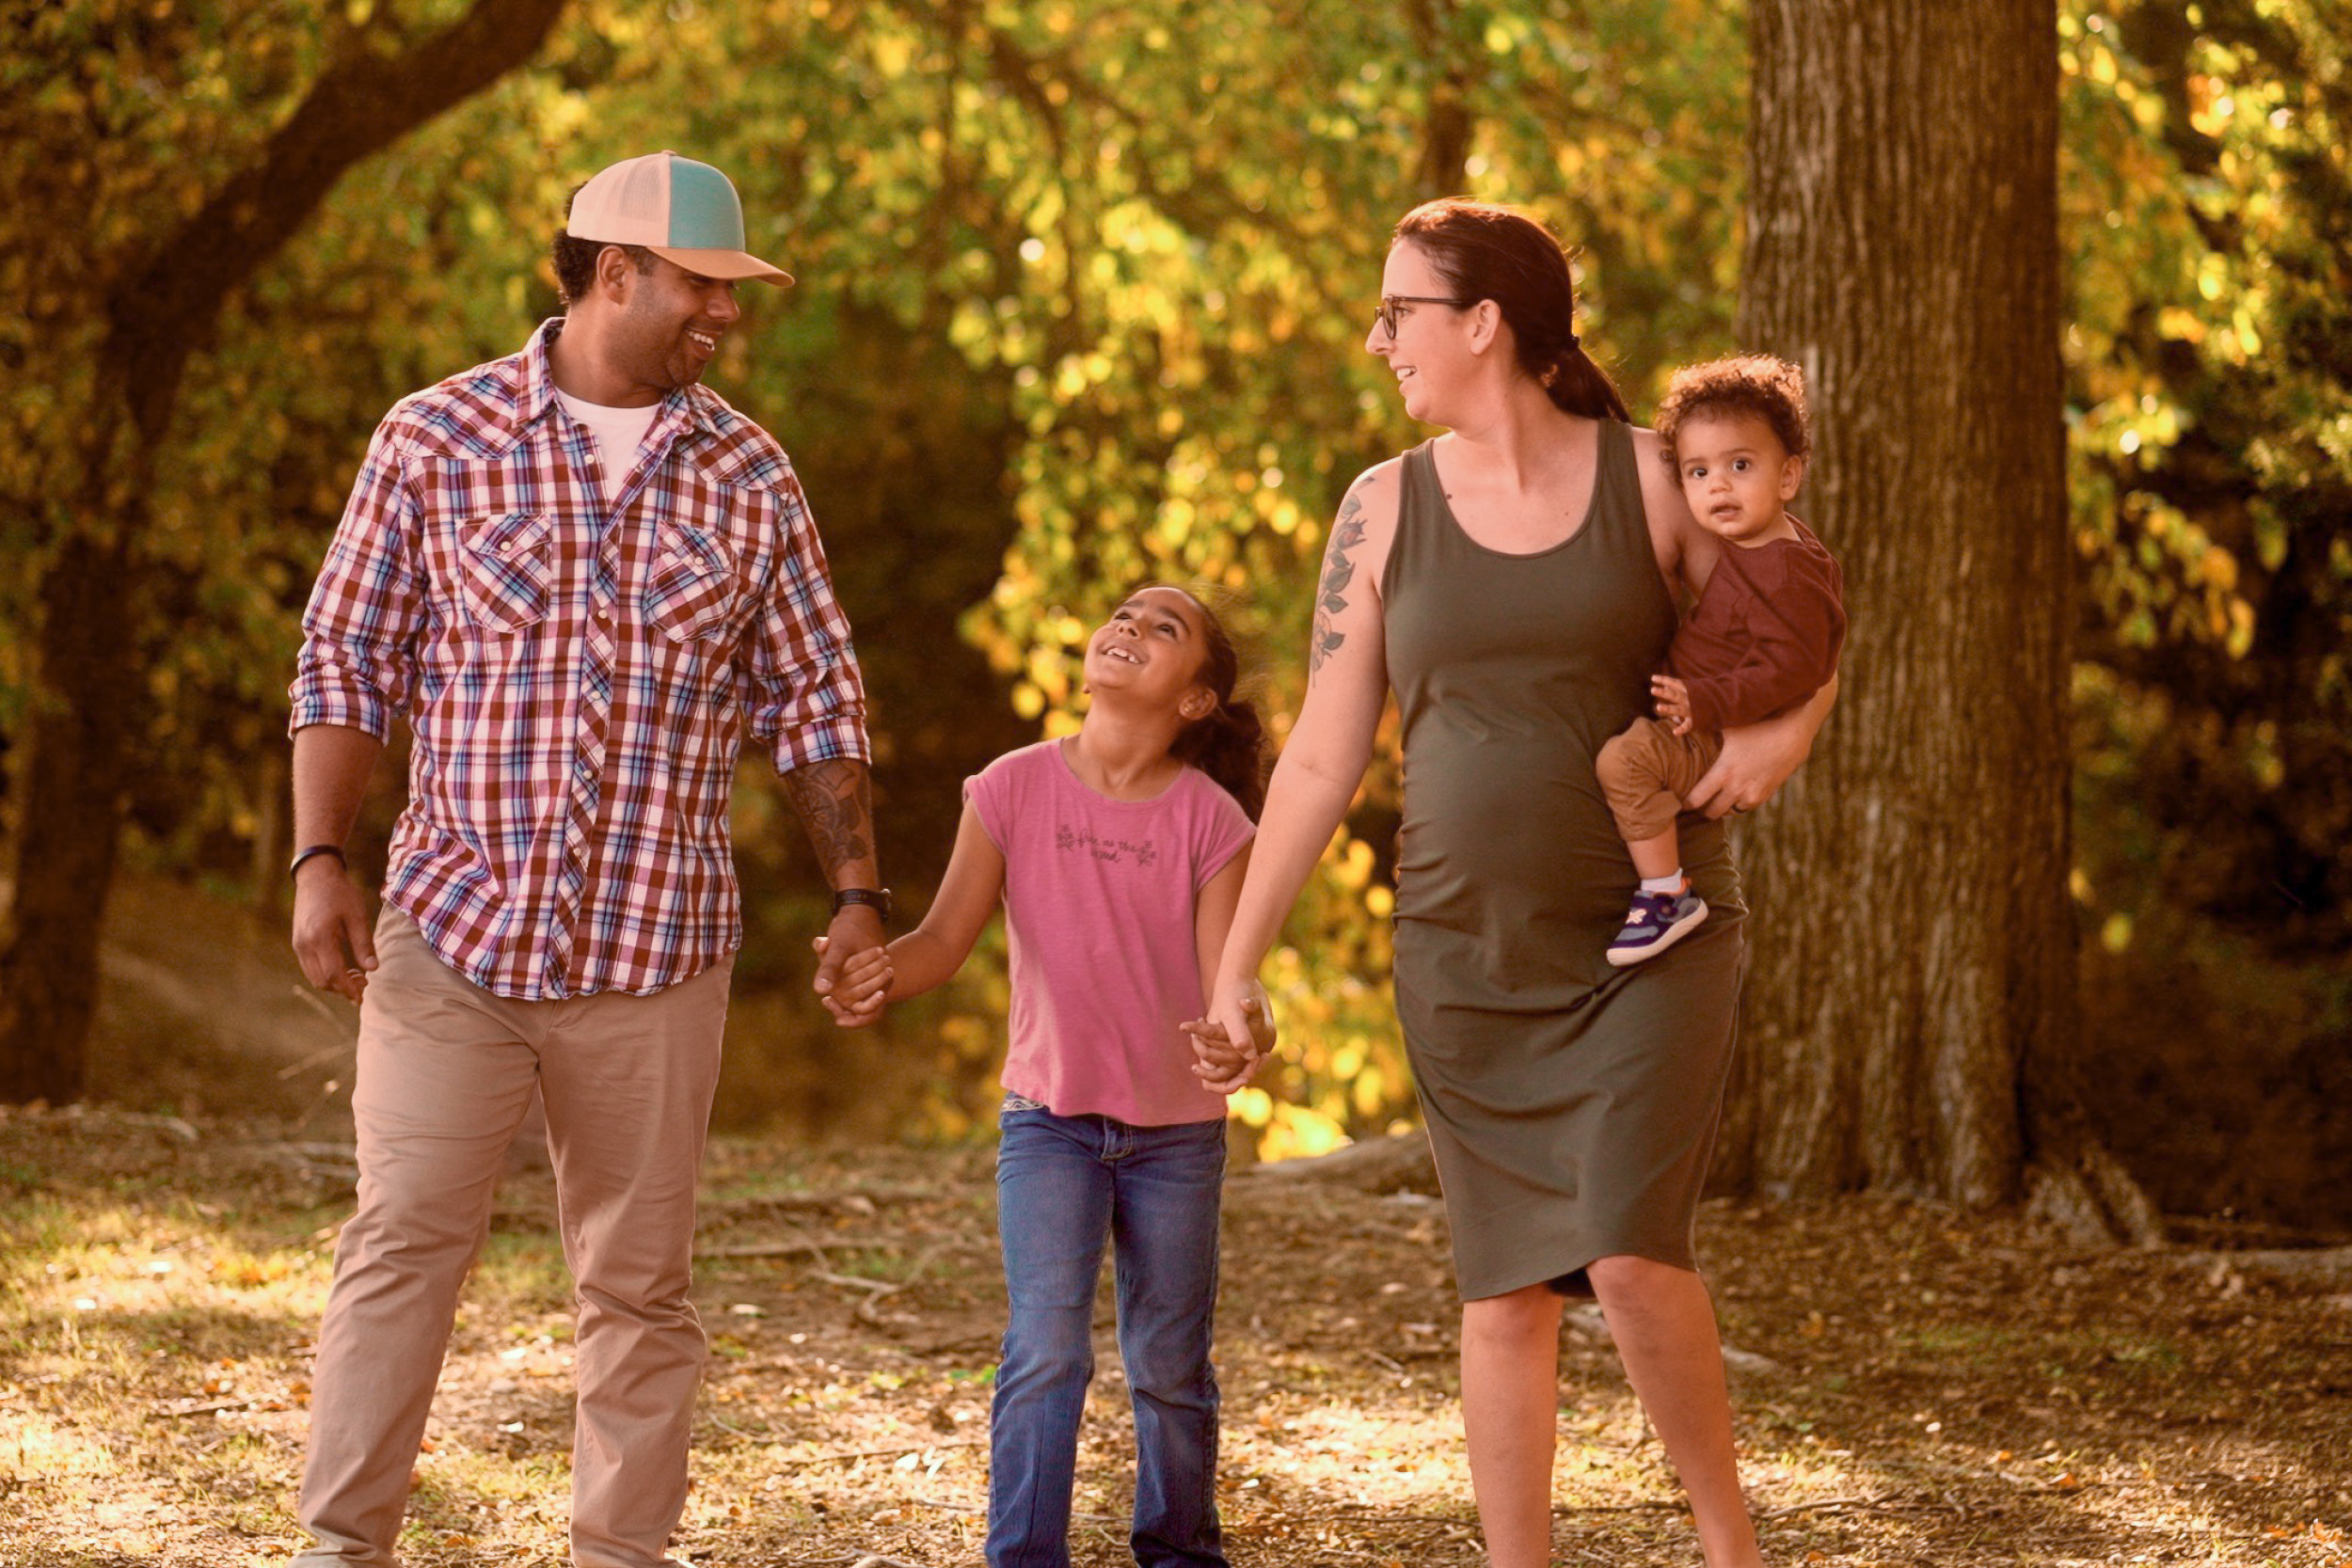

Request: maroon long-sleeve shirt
left=1667, top=516, right=1846, bottom=734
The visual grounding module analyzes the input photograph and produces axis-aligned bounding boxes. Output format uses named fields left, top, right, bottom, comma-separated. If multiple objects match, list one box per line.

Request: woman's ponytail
left=1544, top=340, right=1631, bottom=422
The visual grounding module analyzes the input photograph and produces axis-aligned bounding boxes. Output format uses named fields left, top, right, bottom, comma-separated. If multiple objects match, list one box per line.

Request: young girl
left=827, top=583, right=1272, bottom=1568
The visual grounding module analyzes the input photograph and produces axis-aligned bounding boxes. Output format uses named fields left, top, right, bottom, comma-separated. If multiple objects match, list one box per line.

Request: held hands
left=1183, top=980, right=1276, bottom=1096
left=1685, top=689, right=1827, bottom=818
left=290, top=858, right=375, bottom=1004
left=1650, top=673, right=1695, bottom=736
left=810, top=908, right=890, bottom=1029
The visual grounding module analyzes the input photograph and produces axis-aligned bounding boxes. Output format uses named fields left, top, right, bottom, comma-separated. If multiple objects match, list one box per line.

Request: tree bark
left=0, top=0, right=569, bottom=1102
left=0, top=531, right=143, bottom=1103
left=1406, top=0, right=1474, bottom=201
left=1719, top=0, right=2070, bottom=1207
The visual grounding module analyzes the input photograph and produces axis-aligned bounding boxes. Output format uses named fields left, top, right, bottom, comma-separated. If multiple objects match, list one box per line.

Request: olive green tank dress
left=1381, top=421, right=1746, bottom=1301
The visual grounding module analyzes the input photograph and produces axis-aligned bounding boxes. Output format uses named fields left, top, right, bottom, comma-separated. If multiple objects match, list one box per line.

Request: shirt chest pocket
left=644, top=524, right=742, bottom=643
left=455, top=511, right=554, bottom=633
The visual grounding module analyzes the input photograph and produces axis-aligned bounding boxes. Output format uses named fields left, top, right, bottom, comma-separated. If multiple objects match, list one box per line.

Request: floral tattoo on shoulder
left=1311, top=486, right=1370, bottom=679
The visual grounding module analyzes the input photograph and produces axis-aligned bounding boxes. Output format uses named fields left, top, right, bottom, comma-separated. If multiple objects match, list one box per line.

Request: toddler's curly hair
left=1655, top=355, right=1810, bottom=462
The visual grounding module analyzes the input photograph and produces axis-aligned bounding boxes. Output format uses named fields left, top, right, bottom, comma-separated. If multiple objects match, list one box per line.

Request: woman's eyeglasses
left=1374, top=294, right=1476, bottom=339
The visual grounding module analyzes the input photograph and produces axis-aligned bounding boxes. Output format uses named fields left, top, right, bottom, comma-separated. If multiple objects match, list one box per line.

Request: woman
left=1200, top=199, right=1834, bottom=1568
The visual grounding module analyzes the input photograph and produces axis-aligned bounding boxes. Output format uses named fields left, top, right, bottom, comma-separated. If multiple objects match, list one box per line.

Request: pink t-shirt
left=967, top=738, right=1255, bottom=1126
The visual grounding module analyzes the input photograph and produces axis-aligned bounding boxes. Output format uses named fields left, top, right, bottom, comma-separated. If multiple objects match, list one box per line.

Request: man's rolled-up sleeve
left=288, top=421, right=425, bottom=740
left=747, top=471, right=871, bottom=774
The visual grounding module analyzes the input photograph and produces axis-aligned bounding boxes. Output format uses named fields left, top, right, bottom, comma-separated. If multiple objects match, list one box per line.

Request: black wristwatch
left=831, top=886, right=893, bottom=921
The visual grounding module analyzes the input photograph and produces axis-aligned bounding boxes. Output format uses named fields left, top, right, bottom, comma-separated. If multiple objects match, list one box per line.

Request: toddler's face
left=1672, top=412, right=1804, bottom=545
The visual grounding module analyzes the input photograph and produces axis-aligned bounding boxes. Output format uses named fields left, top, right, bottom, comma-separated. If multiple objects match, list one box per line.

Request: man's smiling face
left=610, top=252, right=740, bottom=394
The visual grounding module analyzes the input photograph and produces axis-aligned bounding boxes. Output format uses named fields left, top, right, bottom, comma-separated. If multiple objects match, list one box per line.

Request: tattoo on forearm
left=782, top=758, right=875, bottom=881
left=1311, top=487, right=1369, bottom=679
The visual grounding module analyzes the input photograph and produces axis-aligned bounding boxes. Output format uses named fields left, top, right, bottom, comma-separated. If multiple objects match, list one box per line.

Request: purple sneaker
left=1605, top=887, right=1708, bottom=967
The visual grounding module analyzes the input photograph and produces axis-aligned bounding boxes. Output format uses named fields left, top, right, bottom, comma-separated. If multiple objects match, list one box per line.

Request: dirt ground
left=3, top=1103, right=2348, bottom=1568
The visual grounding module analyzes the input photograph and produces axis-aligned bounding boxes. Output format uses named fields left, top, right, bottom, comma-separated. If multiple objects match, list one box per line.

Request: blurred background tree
left=0, top=0, right=569, bottom=1102
left=0, top=0, right=2342, bottom=1223
left=2058, top=0, right=2351, bottom=1226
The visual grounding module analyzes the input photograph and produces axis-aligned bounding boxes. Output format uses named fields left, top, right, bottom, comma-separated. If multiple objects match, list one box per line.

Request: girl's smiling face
left=1085, top=587, right=1216, bottom=719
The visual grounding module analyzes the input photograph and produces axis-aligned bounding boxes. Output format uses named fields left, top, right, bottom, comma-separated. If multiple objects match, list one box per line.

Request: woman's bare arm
left=1200, top=466, right=1399, bottom=1085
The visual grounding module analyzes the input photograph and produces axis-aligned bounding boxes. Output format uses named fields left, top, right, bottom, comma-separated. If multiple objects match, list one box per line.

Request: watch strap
left=830, top=886, right=893, bottom=921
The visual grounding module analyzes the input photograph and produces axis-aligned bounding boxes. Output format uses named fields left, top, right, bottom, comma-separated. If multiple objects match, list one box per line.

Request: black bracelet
left=289, top=844, right=348, bottom=883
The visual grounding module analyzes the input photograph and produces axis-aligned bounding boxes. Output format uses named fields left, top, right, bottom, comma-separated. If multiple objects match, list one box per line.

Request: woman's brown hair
left=1392, top=198, right=1630, bottom=422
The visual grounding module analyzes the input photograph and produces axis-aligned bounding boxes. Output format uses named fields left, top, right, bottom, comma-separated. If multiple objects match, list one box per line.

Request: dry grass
left=3, top=1103, right=2348, bottom=1567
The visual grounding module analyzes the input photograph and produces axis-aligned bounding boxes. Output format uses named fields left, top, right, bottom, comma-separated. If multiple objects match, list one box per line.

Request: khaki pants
left=294, top=908, right=732, bottom=1567
left=1595, top=717, right=1724, bottom=845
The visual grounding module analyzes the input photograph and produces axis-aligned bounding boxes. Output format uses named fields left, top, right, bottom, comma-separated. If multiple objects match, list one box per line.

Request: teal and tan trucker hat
left=566, top=150, right=791, bottom=285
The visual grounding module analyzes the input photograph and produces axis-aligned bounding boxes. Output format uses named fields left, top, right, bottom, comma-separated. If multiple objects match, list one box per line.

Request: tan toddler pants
left=1596, top=716, right=1724, bottom=844
left=294, top=907, right=732, bottom=1567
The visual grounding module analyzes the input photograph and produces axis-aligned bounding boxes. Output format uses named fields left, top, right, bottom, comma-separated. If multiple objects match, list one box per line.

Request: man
left=285, top=150, right=887, bottom=1567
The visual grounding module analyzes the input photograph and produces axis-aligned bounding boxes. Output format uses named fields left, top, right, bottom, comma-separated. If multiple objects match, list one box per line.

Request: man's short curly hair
left=1655, top=354, right=1811, bottom=462
left=549, top=230, right=656, bottom=309
left=549, top=182, right=660, bottom=308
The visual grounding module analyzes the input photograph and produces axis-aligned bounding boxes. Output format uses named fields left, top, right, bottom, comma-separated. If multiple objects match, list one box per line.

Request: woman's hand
left=1185, top=982, right=1273, bottom=1094
left=1685, top=675, right=1836, bottom=817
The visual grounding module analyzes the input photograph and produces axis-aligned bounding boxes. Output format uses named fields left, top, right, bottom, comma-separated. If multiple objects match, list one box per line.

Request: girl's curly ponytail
left=1148, top=582, right=1268, bottom=820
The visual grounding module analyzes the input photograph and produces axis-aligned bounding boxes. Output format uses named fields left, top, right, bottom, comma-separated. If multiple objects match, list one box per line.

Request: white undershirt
left=555, top=390, right=661, bottom=501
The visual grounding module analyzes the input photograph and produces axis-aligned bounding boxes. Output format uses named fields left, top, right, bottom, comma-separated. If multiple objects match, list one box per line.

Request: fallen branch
left=698, top=1236, right=900, bottom=1261
left=1757, top=1493, right=1912, bottom=1521
left=698, top=1234, right=982, bottom=1263
left=771, top=1439, right=984, bottom=1470
left=1336, top=1499, right=1682, bottom=1522
left=912, top=1494, right=1118, bottom=1525
left=1563, top=1303, right=1784, bottom=1373
left=275, top=1036, right=354, bottom=1081
left=152, top=1397, right=255, bottom=1418
left=2196, top=1246, right=2352, bottom=1283
left=811, top=1270, right=899, bottom=1294
left=813, top=1240, right=951, bottom=1324
left=699, top=1191, right=881, bottom=1226
left=1235, top=1132, right=1438, bottom=1195
left=699, top=1182, right=946, bottom=1225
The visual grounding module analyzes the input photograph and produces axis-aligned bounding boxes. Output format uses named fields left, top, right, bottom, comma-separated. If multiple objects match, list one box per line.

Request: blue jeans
left=988, top=1101, right=1230, bottom=1568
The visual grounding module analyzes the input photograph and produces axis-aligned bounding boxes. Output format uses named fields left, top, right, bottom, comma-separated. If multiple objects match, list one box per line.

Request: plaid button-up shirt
left=290, top=320, right=868, bottom=1000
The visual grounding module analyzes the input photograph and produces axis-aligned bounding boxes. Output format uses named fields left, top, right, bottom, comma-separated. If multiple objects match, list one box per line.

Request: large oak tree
left=1719, top=0, right=2147, bottom=1228
left=0, top=0, right=568, bottom=1101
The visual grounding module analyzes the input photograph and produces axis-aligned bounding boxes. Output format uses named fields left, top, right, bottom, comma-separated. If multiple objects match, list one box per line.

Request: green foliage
left=5, top=0, right=2343, bottom=1158
left=12, top=0, right=1752, bottom=1152
left=2058, top=0, right=2351, bottom=958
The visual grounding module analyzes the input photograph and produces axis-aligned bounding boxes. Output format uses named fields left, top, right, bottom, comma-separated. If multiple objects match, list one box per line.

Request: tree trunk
left=0, top=0, right=569, bottom=1103
left=1719, top=0, right=2070, bottom=1207
left=0, top=529, right=145, bottom=1102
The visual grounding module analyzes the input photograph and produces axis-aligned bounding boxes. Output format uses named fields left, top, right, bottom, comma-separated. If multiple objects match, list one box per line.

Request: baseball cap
left=566, top=150, right=792, bottom=285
